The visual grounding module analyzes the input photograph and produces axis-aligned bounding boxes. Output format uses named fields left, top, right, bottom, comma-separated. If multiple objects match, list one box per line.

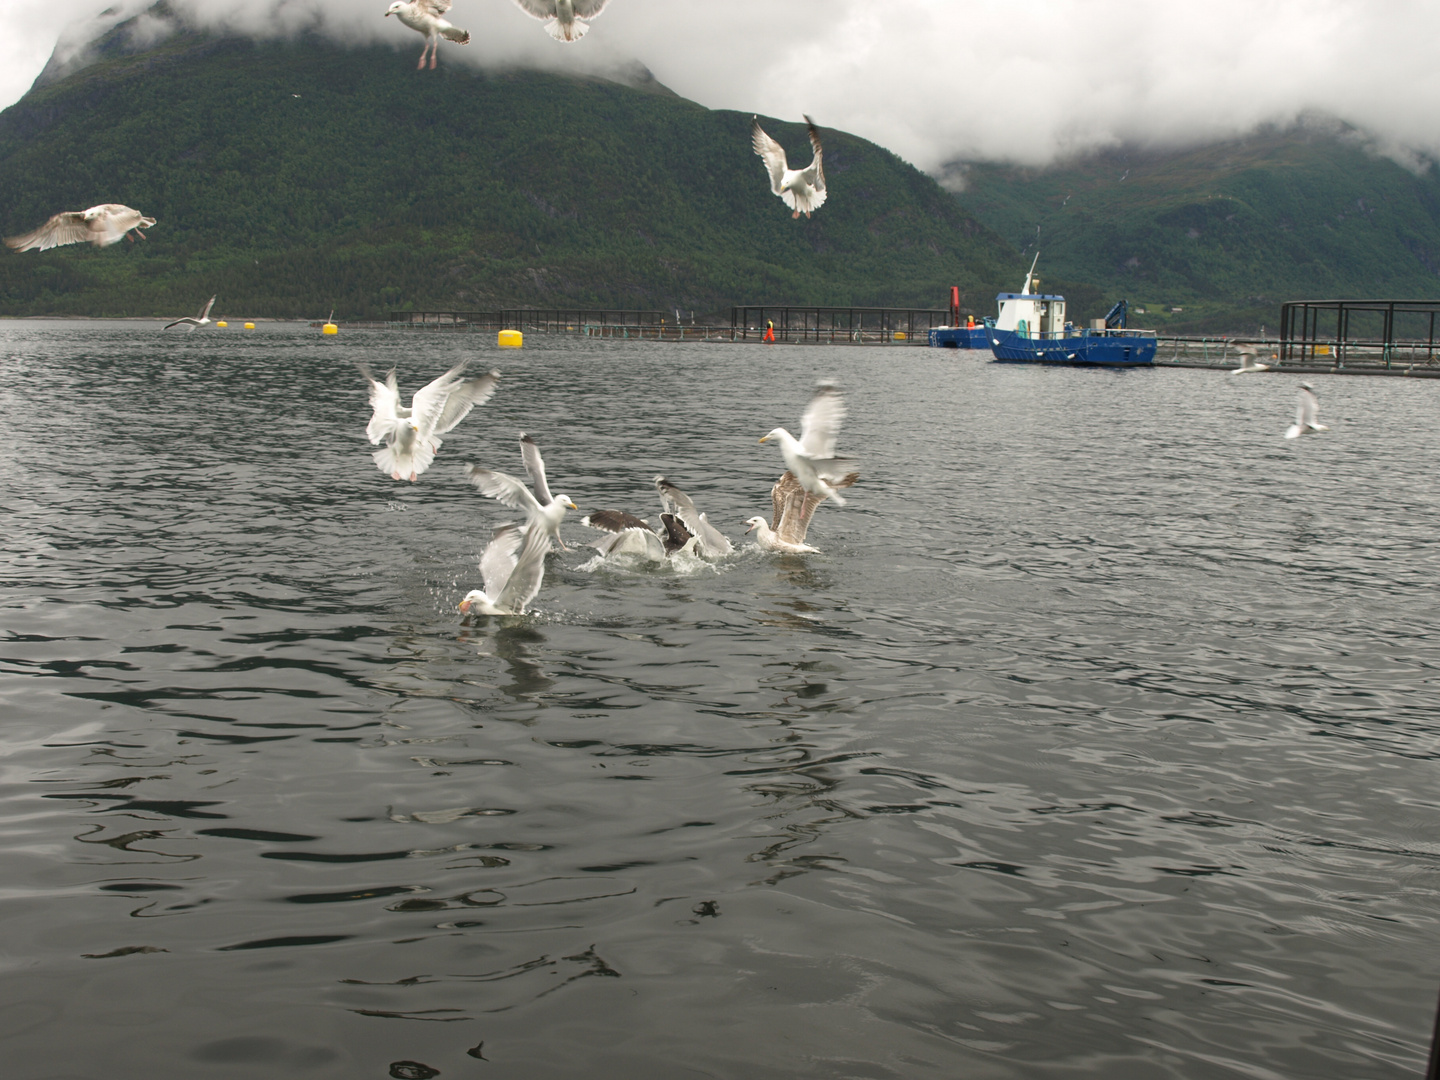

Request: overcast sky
left=4, top=0, right=1439, bottom=178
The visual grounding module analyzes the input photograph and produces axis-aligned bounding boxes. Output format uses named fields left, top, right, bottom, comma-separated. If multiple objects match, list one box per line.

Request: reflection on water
left=1, top=323, right=1439, bottom=1078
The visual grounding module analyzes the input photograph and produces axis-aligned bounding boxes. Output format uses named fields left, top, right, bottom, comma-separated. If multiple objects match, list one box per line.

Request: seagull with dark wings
left=385, top=0, right=471, bottom=69
left=5, top=204, right=155, bottom=251
left=512, top=0, right=609, bottom=42
left=751, top=116, right=827, bottom=219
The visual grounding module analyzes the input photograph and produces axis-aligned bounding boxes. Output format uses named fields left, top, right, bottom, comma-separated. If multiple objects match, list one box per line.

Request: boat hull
left=986, top=326, right=1156, bottom=366
left=928, top=326, right=990, bottom=349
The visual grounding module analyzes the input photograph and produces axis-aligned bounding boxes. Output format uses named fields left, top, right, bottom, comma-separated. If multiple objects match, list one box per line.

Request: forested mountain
left=954, top=128, right=1440, bottom=333
left=0, top=24, right=1014, bottom=319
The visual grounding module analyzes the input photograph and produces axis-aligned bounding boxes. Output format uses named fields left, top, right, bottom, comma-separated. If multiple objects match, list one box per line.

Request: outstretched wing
left=654, top=476, right=732, bottom=556
left=4, top=211, right=89, bottom=252
left=359, top=364, right=402, bottom=444
left=751, top=118, right=789, bottom=196
left=435, top=370, right=500, bottom=435
left=197, top=295, right=216, bottom=321
left=802, top=115, right=825, bottom=194
left=1298, top=386, right=1320, bottom=429
left=479, top=522, right=525, bottom=599
left=798, top=382, right=846, bottom=458
left=659, top=513, right=694, bottom=554
left=583, top=510, right=652, bottom=534
left=495, top=523, right=551, bottom=614
left=465, top=466, right=543, bottom=517
left=572, top=0, right=609, bottom=15
left=416, top=0, right=453, bottom=16
left=409, top=362, right=468, bottom=438
left=773, top=470, right=857, bottom=544
left=511, top=0, right=556, bottom=18
left=519, top=433, right=553, bottom=505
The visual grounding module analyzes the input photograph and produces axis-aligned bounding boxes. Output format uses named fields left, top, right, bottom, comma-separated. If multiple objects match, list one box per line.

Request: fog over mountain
left=4, top=0, right=1439, bottom=176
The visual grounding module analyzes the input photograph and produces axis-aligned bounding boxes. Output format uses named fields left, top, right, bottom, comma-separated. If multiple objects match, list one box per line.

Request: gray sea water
left=2, top=320, right=1439, bottom=1080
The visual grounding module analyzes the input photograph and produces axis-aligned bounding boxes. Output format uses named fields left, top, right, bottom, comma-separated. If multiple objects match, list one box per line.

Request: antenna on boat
left=1022, top=251, right=1040, bottom=295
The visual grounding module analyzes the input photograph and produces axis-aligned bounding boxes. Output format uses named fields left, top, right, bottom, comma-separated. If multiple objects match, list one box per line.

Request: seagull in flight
left=1231, top=347, right=1272, bottom=374
left=165, top=295, right=217, bottom=331
left=384, top=0, right=470, bottom=69
left=360, top=364, right=500, bottom=481
left=5, top=204, right=155, bottom=251
left=1284, top=383, right=1329, bottom=439
left=759, top=382, right=857, bottom=505
left=465, top=465, right=577, bottom=556
left=511, top=0, right=610, bottom=42
left=752, top=116, right=827, bottom=219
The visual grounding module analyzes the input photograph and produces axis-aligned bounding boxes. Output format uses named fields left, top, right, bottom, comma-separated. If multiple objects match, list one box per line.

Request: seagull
left=759, top=382, right=856, bottom=505
left=465, top=466, right=577, bottom=566
left=458, top=522, right=550, bottom=616
left=580, top=510, right=671, bottom=560
left=164, top=295, right=217, bottom=331
left=518, top=433, right=575, bottom=549
left=1284, top=383, right=1329, bottom=439
left=1232, top=347, right=1271, bottom=374
left=751, top=115, right=827, bottom=219
left=384, top=0, right=470, bottom=69
left=745, top=470, right=858, bottom=554
left=654, top=476, right=733, bottom=557
left=5, top=204, right=155, bottom=251
left=359, top=364, right=499, bottom=481
left=511, top=0, right=609, bottom=42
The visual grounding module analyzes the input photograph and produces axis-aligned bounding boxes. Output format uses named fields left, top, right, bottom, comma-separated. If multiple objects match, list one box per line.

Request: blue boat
left=978, top=255, right=1156, bottom=366
left=928, top=286, right=990, bottom=348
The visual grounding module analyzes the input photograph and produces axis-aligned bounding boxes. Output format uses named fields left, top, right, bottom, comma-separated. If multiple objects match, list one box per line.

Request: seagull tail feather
left=544, top=17, right=588, bottom=41
left=440, top=25, right=470, bottom=43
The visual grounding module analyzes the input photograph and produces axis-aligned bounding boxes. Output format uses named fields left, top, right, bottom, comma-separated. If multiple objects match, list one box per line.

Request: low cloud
left=5, top=0, right=1439, bottom=175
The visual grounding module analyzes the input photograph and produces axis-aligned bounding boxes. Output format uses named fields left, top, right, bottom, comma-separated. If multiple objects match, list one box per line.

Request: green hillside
left=0, top=23, right=1013, bottom=319
left=955, top=130, right=1440, bottom=333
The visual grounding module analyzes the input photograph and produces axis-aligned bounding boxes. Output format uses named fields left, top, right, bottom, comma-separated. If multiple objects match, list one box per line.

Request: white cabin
left=993, top=291, right=1067, bottom=338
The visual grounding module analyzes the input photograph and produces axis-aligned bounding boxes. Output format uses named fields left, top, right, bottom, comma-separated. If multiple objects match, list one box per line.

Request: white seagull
left=359, top=363, right=500, bottom=481
left=1284, top=383, right=1329, bottom=439
left=654, top=476, right=733, bottom=557
left=1232, top=347, right=1272, bottom=374
left=458, top=522, right=550, bottom=616
left=385, top=0, right=470, bottom=69
left=759, top=382, right=857, bottom=505
left=465, top=465, right=577, bottom=555
left=5, top=204, right=155, bottom=251
left=165, top=295, right=217, bottom=331
left=745, top=470, right=858, bottom=554
left=752, top=116, right=827, bottom=220
left=511, top=0, right=609, bottom=42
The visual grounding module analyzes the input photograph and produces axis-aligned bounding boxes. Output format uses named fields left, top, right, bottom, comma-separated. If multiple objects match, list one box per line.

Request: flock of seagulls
left=357, top=367, right=859, bottom=616
left=383, top=0, right=610, bottom=67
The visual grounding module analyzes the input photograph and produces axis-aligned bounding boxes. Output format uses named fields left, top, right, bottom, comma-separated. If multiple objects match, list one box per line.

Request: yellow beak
left=758, top=436, right=768, bottom=443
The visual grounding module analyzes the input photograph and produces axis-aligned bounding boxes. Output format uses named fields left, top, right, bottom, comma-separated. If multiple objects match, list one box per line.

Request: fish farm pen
left=1279, top=299, right=1440, bottom=369
left=730, top=305, right=951, bottom=344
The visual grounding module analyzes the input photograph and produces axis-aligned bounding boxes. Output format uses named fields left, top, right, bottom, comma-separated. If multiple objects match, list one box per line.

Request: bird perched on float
left=751, top=116, right=827, bottom=219
left=511, top=0, right=610, bottom=42
left=5, top=204, right=155, bottom=251
left=745, top=470, right=857, bottom=554
left=759, top=382, right=856, bottom=505
left=359, top=364, right=499, bottom=481
left=165, top=295, right=217, bottom=331
left=384, top=0, right=470, bottom=69
left=1284, top=383, right=1329, bottom=439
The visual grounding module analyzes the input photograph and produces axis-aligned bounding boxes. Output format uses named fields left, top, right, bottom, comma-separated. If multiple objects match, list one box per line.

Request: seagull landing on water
left=1232, top=347, right=1272, bottom=374
left=745, top=469, right=858, bottom=554
left=752, top=116, right=827, bottom=219
left=511, top=0, right=610, bottom=42
left=359, top=363, right=499, bottom=481
left=165, top=295, right=216, bottom=331
left=1284, top=383, right=1329, bottom=439
left=385, top=0, right=470, bottom=69
left=5, top=205, right=155, bottom=251
left=465, top=465, right=577, bottom=559
left=458, top=522, right=549, bottom=616
left=759, top=382, right=857, bottom=505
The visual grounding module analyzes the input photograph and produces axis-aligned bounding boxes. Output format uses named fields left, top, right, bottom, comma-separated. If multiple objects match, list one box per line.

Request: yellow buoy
left=498, top=329, right=523, bottom=348
left=322, top=322, right=338, bottom=335
left=893, top=331, right=907, bottom=340
left=216, top=321, right=228, bottom=328
left=244, top=322, right=256, bottom=330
